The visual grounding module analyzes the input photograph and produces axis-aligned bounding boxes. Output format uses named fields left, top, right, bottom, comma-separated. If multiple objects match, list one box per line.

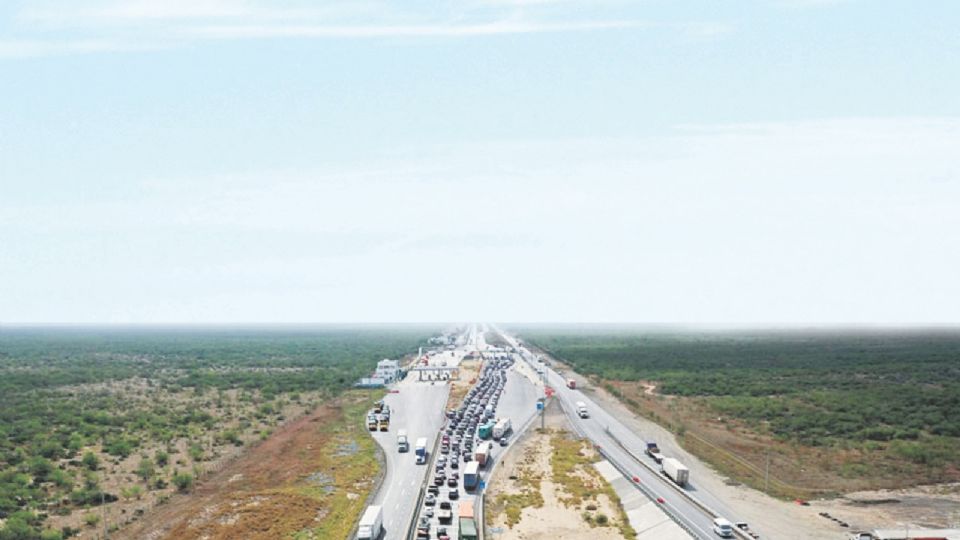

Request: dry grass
left=115, top=390, right=383, bottom=540
left=490, top=436, right=545, bottom=527
left=602, top=379, right=936, bottom=498
left=485, top=406, right=633, bottom=540
left=45, top=380, right=325, bottom=535
left=550, top=431, right=636, bottom=538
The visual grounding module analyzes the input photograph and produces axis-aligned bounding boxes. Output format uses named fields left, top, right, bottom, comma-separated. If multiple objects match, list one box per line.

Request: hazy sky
left=1, top=0, right=959, bottom=324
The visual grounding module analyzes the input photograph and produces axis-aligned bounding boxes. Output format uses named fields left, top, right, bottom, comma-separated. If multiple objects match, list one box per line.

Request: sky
left=1, top=0, right=959, bottom=324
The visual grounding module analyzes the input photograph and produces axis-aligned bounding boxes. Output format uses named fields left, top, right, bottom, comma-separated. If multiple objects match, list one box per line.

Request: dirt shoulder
left=524, top=349, right=843, bottom=540
left=115, top=390, right=382, bottom=540
left=484, top=400, right=632, bottom=540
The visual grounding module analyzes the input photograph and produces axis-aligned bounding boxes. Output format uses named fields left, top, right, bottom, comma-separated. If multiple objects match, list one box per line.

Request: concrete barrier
left=604, top=427, right=754, bottom=540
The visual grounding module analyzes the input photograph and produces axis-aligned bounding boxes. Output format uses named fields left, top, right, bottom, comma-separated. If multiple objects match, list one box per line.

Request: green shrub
left=172, top=472, right=194, bottom=493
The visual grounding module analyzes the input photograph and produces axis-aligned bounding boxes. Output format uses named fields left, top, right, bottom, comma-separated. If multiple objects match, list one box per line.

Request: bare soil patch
left=448, top=358, right=480, bottom=409
left=811, top=482, right=960, bottom=531
left=485, top=400, right=631, bottom=540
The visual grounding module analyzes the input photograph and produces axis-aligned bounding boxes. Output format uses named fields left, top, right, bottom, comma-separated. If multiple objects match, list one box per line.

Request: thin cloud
left=3, top=0, right=729, bottom=58
left=188, top=19, right=651, bottom=39
left=0, top=38, right=132, bottom=58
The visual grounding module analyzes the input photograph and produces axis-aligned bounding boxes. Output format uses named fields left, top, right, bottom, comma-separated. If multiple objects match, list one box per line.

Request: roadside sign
left=479, top=480, right=486, bottom=490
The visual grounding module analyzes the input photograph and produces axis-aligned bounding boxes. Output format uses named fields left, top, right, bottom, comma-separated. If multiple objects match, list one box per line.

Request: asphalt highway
left=499, top=329, right=757, bottom=540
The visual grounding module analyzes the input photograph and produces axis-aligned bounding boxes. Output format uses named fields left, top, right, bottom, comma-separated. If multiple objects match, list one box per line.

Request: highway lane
left=371, top=370, right=451, bottom=539
left=370, top=327, right=474, bottom=540
left=500, top=329, right=755, bottom=540
left=410, top=335, right=541, bottom=540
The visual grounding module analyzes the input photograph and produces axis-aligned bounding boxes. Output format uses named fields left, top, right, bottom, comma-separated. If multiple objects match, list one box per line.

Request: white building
left=374, top=359, right=400, bottom=383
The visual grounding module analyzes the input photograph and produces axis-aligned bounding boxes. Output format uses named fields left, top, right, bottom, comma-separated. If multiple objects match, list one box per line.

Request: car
left=499, top=437, right=508, bottom=447
left=448, top=488, right=459, bottom=500
left=437, top=526, right=450, bottom=540
left=425, top=493, right=436, bottom=506
left=712, top=518, right=734, bottom=538
left=423, top=506, right=434, bottom=518
left=427, top=485, right=439, bottom=495
left=450, top=460, right=459, bottom=470
left=447, top=477, right=458, bottom=487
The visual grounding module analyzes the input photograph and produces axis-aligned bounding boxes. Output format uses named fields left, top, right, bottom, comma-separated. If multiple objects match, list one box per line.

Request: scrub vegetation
left=0, top=326, right=433, bottom=539
left=519, top=328, right=960, bottom=494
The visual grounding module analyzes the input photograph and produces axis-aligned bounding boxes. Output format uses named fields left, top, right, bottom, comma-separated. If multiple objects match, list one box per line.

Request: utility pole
left=541, top=368, right=547, bottom=430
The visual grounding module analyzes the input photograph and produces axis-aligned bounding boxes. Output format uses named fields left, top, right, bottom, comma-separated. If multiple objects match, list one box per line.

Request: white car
left=713, top=518, right=734, bottom=538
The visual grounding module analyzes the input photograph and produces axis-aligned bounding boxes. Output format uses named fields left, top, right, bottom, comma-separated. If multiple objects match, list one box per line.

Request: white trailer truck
left=357, top=504, right=383, bottom=540
left=662, top=457, right=690, bottom=486
left=492, top=418, right=511, bottom=439
left=575, top=401, right=589, bottom=418
left=415, top=437, right=428, bottom=464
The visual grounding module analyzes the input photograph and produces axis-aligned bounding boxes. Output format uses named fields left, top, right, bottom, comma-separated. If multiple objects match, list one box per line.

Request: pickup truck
left=645, top=442, right=663, bottom=463
left=438, top=501, right=453, bottom=523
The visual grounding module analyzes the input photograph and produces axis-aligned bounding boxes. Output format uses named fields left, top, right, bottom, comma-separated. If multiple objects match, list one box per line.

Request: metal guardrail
left=603, top=427, right=755, bottom=540
left=479, top=384, right=543, bottom=540
left=556, top=399, right=702, bottom=539
left=521, top=338, right=757, bottom=540
left=598, top=445, right=703, bottom=539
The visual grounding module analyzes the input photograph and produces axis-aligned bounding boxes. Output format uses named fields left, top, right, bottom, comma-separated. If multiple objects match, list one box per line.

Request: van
left=712, top=518, right=734, bottom=538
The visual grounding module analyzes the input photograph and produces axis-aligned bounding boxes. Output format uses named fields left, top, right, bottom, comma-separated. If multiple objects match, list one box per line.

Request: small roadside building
left=374, top=359, right=400, bottom=383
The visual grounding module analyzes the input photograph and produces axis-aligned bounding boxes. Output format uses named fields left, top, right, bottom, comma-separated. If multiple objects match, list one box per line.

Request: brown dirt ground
left=114, top=391, right=373, bottom=540
left=47, top=380, right=322, bottom=536
left=485, top=400, right=630, bottom=540
left=448, top=358, right=480, bottom=409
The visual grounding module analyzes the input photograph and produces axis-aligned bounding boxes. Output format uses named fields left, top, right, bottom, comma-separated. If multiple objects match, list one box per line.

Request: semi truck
left=492, top=418, right=512, bottom=439
left=645, top=442, right=663, bottom=463
left=463, top=461, right=480, bottom=491
left=477, top=422, right=494, bottom=440
left=397, top=430, right=409, bottom=453
left=356, top=505, right=383, bottom=540
left=575, top=401, right=589, bottom=418
left=474, top=442, right=491, bottom=466
left=415, top=437, right=428, bottom=465
left=459, top=501, right=478, bottom=540
left=662, top=457, right=690, bottom=486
